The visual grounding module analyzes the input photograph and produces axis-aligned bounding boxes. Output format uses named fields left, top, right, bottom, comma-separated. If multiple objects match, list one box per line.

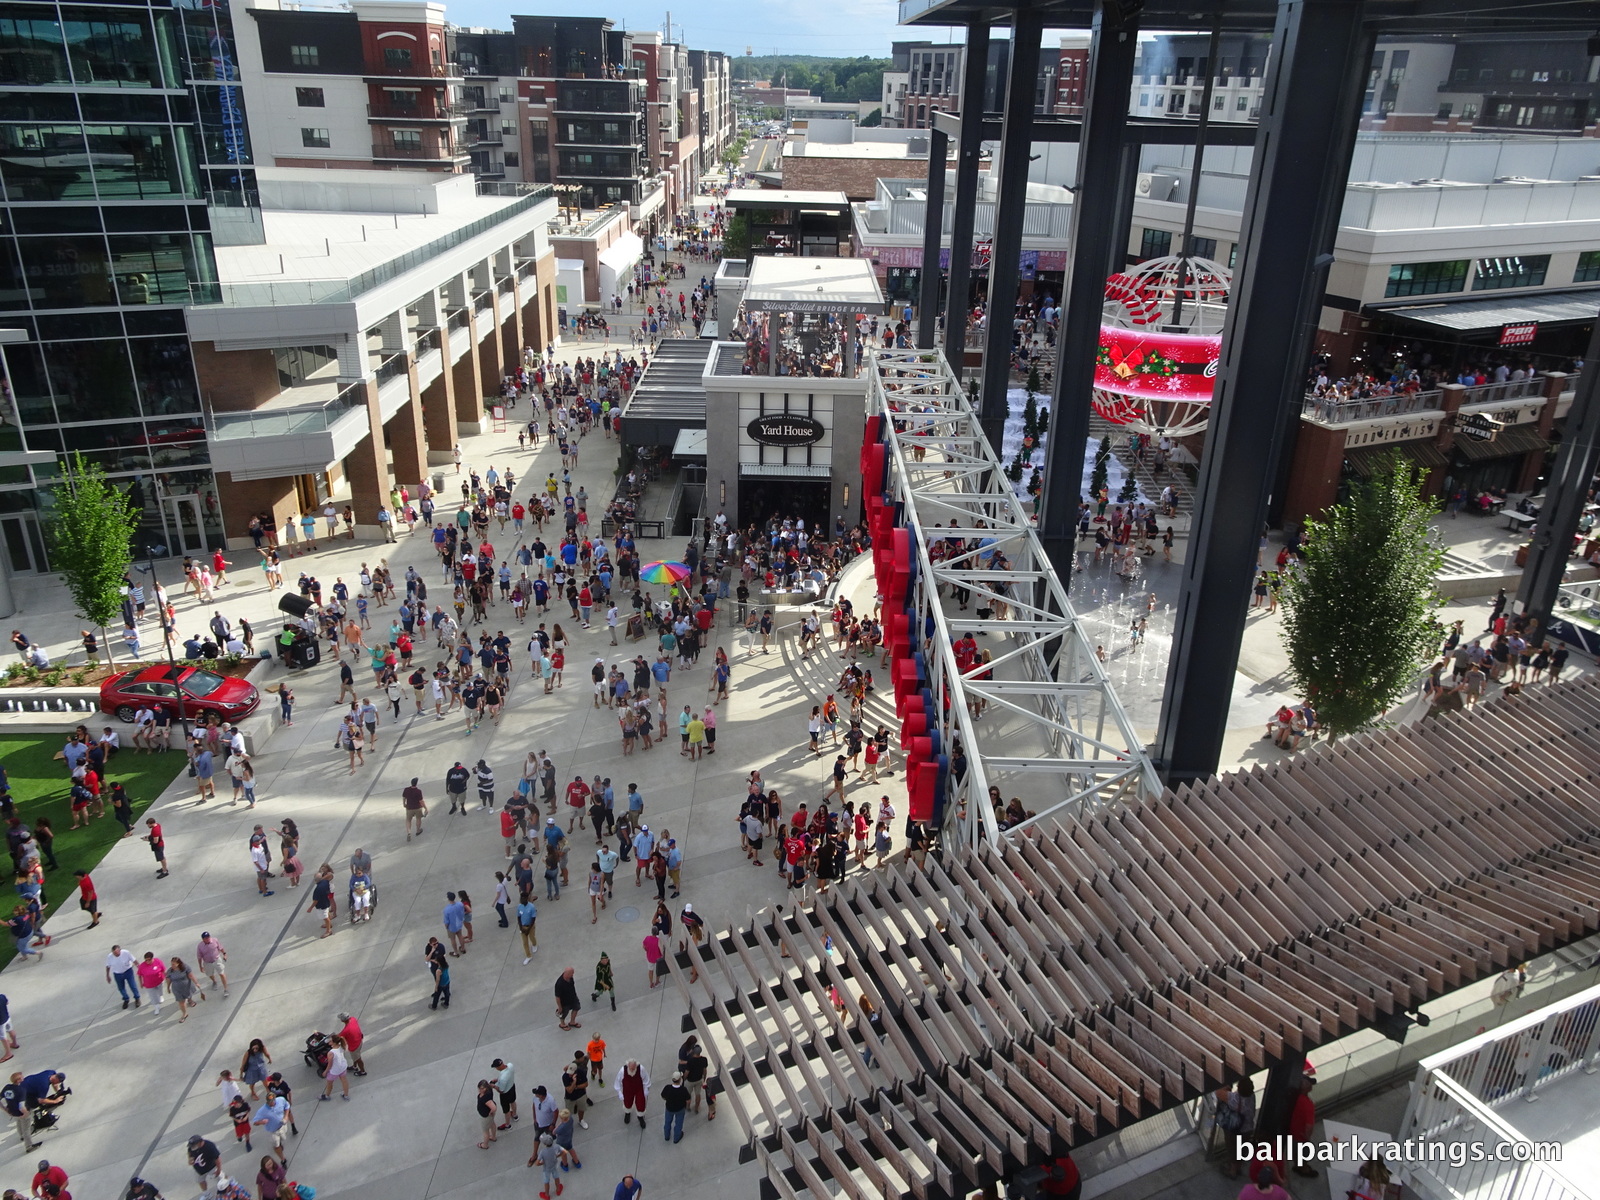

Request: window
left=1385, top=260, right=1469, bottom=297
left=1533, top=71, right=1550, bottom=82
left=1575, top=251, right=1600, bottom=283
left=1186, top=235, right=1217, bottom=260
left=499, top=89, right=514, bottom=103
left=392, top=129, right=422, bottom=148
left=1139, top=93, right=1149, bottom=107
left=300, top=127, right=330, bottom=148
left=1437, top=103, right=1452, bottom=120
left=1140, top=228, right=1172, bottom=260
left=1236, top=96, right=1248, bottom=111
left=295, top=87, right=324, bottom=107
left=1228, top=243, right=1238, bottom=269
left=1556, top=69, right=1573, bottom=83
left=1452, top=67, right=1469, bottom=82
left=290, top=44, right=319, bottom=67
left=1472, top=255, right=1550, bottom=291
left=1462, top=103, right=1479, bottom=120
left=383, top=46, right=413, bottom=72
left=1509, top=68, right=1527, bottom=80
left=1478, top=68, right=1494, bottom=80
left=503, top=151, right=519, bottom=166
left=1214, top=95, right=1225, bottom=110
left=501, top=122, right=516, bottom=136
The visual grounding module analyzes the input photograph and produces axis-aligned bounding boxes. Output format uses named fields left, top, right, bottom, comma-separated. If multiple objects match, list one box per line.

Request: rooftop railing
left=190, top=186, right=553, bottom=308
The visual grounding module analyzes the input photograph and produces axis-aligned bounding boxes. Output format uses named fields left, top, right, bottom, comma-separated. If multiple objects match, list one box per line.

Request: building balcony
left=365, top=62, right=462, bottom=81
left=372, top=139, right=468, bottom=161
left=205, top=384, right=372, bottom=482
left=367, top=101, right=466, bottom=121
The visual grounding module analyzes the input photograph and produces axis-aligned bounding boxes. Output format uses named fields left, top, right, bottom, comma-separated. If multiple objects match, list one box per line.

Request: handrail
left=190, top=187, right=553, bottom=309
left=1302, top=377, right=1545, bottom=424
left=205, top=384, right=366, bottom=440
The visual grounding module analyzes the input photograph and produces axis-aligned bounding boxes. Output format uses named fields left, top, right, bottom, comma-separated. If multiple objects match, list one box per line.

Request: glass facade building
left=0, top=0, right=255, bottom=571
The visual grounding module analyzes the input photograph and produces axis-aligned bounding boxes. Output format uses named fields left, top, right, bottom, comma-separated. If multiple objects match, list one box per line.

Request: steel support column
left=916, top=126, right=949, bottom=350
left=1105, top=141, right=1141, bottom=278
left=941, top=19, right=991, bottom=364
left=1517, top=316, right=1600, bottom=631
left=1038, top=0, right=1141, bottom=574
left=977, top=8, right=1044, bottom=456
left=1155, top=0, right=1373, bottom=785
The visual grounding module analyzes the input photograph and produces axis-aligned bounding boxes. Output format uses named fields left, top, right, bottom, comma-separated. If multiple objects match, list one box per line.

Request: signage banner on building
left=876, top=246, right=1070, bottom=273
left=747, top=413, right=825, bottom=446
left=1093, top=326, right=1219, bottom=402
left=1018, top=250, right=1039, bottom=281
left=1459, top=412, right=1504, bottom=442
left=1499, top=322, right=1538, bottom=347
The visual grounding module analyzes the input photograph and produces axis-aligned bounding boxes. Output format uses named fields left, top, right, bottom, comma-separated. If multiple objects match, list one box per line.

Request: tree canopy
left=732, top=55, right=890, bottom=104
left=1278, top=454, right=1445, bottom=741
left=45, top=451, right=141, bottom=650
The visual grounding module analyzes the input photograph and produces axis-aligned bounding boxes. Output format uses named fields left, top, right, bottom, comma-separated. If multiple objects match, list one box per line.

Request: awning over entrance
left=1374, top=286, right=1600, bottom=334
left=1345, top=439, right=1448, bottom=477
left=670, top=427, right=706, bottom=458
left=1452, top=422, right=1551, bottom=462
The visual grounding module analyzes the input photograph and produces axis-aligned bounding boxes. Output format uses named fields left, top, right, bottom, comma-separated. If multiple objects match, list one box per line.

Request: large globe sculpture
left=1090, top=254, right=1231, bottom=437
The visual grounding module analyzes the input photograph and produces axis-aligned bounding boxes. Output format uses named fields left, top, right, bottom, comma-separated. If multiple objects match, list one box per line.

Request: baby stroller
left=303, top=1031, right=332, bottom=1074
left=348, top=870, right=376, bottom=924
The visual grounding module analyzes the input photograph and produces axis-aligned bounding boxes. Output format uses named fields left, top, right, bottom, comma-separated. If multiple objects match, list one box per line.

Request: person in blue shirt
left=613, top=1172, right=642, bottom=1200
left=516, top=895, right=538, bottom=962
left=442, top=892, right=467, bottom=956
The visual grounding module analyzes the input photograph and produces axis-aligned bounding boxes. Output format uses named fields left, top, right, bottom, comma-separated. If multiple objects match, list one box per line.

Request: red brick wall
left=783, top=154, right=920, bottom=201
left=191, top=343, right=281, bottom=412
left=1281, top=422, right=1347, bottom=528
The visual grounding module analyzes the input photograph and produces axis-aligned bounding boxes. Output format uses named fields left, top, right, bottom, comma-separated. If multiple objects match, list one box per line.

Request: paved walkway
left=0, top=335, right=831, bottom=1200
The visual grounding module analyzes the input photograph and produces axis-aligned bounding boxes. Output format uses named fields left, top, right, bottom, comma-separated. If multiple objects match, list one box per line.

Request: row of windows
left=0, top=231, right=217, bottom=311
left=1138, top=93, right=1253, bottom=112
left=1452, top=66, right=1577, bottom=83
left=1381, top=254, right=1597, bottom=298
left=0, top=121, right=201, bottom=203
left=0, top=7, right=181, bottom=89
left=1138, top=229, right=1233, bottom=264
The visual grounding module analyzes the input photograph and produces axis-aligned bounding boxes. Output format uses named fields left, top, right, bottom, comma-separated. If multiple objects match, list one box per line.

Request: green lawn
left=0, top=734, right=187, bottom=964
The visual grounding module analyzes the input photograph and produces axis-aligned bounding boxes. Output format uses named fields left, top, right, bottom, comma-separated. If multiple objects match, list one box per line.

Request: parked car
left=100, top=664, right=260, bottom=723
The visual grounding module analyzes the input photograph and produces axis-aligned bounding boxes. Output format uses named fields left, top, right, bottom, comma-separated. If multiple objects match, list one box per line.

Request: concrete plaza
left=0, top=354, right=804, bottom=1199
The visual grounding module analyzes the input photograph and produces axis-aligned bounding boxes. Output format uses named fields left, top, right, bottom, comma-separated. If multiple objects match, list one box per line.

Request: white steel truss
left=869, top=347, right=1161, bottom=843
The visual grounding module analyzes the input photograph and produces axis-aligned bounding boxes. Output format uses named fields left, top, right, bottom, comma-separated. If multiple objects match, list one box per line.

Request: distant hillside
left=732, top=55, right=889, bottom=104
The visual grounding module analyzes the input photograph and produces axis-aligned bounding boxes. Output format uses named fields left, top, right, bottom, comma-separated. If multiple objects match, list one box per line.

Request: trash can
left=432, top=472, right=446, bottom=494
left=291, top=640, right=321, bottom=670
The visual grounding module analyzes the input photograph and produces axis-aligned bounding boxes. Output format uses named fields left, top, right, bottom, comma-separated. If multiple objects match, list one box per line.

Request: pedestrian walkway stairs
left=1088, top=412, right=1196, bottom=521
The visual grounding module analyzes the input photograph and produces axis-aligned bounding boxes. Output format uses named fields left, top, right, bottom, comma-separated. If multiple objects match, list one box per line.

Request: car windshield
left=180, top=669, right=226, bottom=699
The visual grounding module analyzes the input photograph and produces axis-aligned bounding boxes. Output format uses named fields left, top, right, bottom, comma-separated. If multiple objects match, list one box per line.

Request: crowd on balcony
left=1302, top=349, right=1576, bottom=421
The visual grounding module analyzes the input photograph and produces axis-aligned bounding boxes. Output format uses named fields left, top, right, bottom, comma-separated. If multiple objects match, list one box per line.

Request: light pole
left=136, top=545, right=190, bottom=742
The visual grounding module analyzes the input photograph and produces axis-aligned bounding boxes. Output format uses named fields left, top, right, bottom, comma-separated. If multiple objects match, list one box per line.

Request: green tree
left=45, top=452, right=141, bottom=665
left=1089, top=436, right=1111, bottom=498
left=1278, top=454, right=1445, bottom=742
left=860, top=106, right=883, bottom=127
left=722, top=212, right=753, bottom=260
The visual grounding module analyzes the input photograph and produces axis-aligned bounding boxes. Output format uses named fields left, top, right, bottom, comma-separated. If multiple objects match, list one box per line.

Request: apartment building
left=235, top=0, right=471, bottom=173
left=0, top=0, right=268, bottom=569
left=1130, top=32, right=1270, bottom=123
left=186, top=168, right=558, bottom=540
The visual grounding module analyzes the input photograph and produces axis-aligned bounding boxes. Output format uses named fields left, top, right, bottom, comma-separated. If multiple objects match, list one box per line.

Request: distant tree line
left=732, top=55, right=889, bottom=104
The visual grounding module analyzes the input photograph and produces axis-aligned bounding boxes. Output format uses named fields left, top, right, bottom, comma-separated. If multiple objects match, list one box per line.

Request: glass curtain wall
left=0, top=0, right=251, bottom=565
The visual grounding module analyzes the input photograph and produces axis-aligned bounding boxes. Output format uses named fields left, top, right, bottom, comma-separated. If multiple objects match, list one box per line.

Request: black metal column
left=1037, top=0, right=1140, bottom=573
left=1105, top=142, right=1141, bottom=279
left=941, top=19, right=991, bottom=363
left=1155, top=0, right=1374, bottom=785
left=1518, top=318, right=1600, bottom=631
left=977, top=9, right=1044, bottom=455
left=916, top=126, right=949, bottom=350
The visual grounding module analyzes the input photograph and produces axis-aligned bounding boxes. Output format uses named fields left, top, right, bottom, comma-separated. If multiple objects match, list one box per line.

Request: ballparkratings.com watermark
left=1239, top=1136, right=1563, bottom=1171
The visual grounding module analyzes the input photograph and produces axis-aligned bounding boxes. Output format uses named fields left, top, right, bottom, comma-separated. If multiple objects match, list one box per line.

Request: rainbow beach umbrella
left=639, top=560, right=692, bottom=585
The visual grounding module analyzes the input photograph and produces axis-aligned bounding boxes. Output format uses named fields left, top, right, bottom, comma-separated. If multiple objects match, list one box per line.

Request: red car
left=100, top=665, right=261, bottom=724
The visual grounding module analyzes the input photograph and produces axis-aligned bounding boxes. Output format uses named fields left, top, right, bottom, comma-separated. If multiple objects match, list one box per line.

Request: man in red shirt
left=72, top=871, right=98, bottom=929
left=31, top=1160, right=68, bottom=1198
left=695, top=606, right=713, bottom=635
left=337, top=1012, right=366, bottom=1075
left=565, top=777, right=591, bottom=831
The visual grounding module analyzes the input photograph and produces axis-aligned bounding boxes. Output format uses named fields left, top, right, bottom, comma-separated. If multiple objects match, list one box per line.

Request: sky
left=442, top=0, right=953, bottom=60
